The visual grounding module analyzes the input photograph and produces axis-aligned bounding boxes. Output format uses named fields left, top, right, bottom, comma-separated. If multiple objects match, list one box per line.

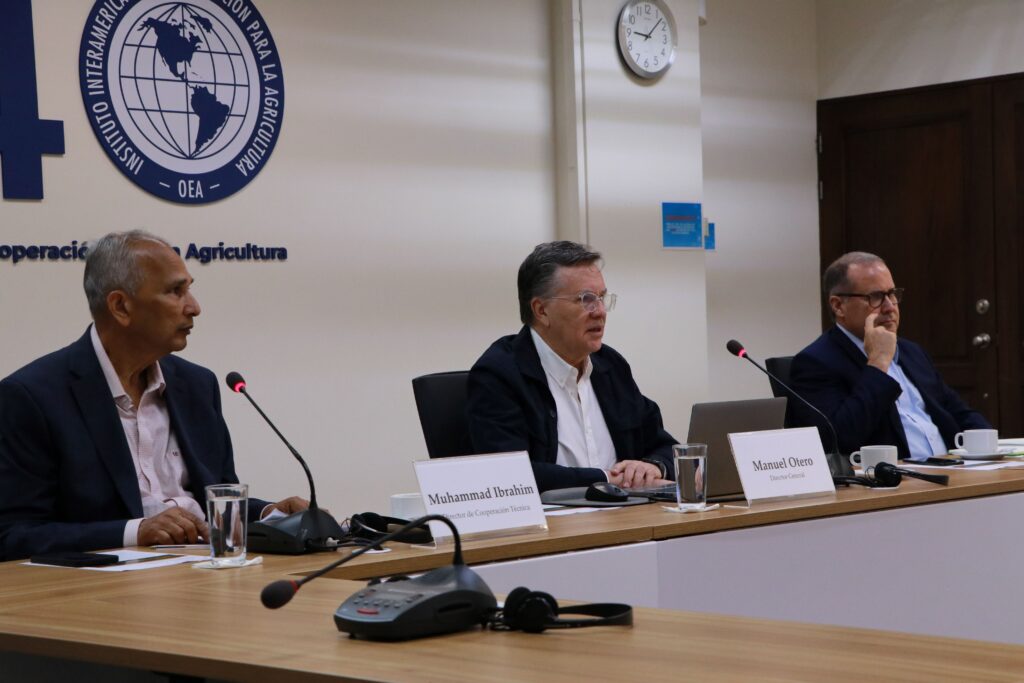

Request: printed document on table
left=25, top=549, right=205, bottom=571
left=89, top=550, right=206, bottom=571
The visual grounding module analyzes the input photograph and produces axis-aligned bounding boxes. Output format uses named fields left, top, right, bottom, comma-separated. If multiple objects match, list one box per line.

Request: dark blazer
left=0, top=329, right=268, bottom=561
left=789, top=326, right=991, bottom=459
left=467, top=326, right=677, bottom=491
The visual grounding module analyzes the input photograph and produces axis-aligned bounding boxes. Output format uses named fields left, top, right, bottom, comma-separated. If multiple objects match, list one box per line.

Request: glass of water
left=205, top=483, right=248, bottom=566
left=673, top=444, right=708, bottom=510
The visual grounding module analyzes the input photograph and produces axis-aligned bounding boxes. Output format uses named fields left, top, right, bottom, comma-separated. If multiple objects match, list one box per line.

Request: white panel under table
left=474, top=542, right=659, bottom=607
left=656, top=492, right=1024, bottom=644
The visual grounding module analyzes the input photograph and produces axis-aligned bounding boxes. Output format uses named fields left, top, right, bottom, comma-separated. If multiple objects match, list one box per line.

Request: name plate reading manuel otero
left=414, top=452, right=546, bottom=543
left=728, top=427, right=835, bottom=504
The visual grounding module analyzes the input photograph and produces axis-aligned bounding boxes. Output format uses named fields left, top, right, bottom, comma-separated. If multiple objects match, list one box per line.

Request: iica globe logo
left=79, top=0, right=283, bottom=204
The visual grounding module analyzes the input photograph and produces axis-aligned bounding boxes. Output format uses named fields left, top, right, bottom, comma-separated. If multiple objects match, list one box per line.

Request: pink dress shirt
left=90, top=326, right=205, bottom=546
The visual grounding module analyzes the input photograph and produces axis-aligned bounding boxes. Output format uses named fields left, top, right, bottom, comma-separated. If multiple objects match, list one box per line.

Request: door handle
left=972, top=333, right=992, bottom=349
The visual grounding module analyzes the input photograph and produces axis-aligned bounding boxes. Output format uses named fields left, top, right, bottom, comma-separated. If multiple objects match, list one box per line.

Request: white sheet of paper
left=24, top=549, right=205, bottom=571
left=903, top=461, right=1024, bottom=471
left=544, top=507, right=615, bottom=516
left=86, top=550, right=206, bottom=571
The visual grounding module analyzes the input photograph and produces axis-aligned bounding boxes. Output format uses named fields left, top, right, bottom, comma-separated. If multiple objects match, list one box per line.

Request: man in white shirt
left=0, top=230, right=306, bottom=560
left=467, top=241, right=677, bottom=492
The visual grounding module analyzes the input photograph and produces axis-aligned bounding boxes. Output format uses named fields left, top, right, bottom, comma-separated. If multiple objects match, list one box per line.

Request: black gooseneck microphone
left=226, top=371, right=318, bottom=507
left=726, top=339, right=853, bottom=478
left=261, top=514, right=465, bottom=609
left=225, top=371, right=345, bottom=554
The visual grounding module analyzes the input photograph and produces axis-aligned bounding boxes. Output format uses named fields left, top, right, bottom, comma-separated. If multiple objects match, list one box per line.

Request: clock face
left=617, top=0, right=676, bottom=80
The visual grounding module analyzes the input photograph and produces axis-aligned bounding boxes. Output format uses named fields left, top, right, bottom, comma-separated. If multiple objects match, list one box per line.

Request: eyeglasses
left=547, top=291, right=617, bottom=313
left=833, top=287, right=905, bottom=309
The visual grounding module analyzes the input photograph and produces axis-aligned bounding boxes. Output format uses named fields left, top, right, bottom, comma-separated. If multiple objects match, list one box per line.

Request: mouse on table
left=585, top=481, right=629, bottom=503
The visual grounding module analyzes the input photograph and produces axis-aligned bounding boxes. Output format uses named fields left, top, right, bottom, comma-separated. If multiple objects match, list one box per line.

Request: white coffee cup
left=849, top=445, right=898, bottom=471
left=954, top=429, right=998, bottom=454
left=390, top=492, right=426, bottom=520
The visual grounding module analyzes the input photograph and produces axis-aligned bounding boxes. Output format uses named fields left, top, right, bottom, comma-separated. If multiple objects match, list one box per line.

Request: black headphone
left=490, top=586, right=633, bottom=634
left=348, top=512, right=433, bottom=545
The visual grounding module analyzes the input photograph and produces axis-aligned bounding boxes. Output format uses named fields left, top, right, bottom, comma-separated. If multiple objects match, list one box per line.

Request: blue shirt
left=837, top=325, right=947, bottom=460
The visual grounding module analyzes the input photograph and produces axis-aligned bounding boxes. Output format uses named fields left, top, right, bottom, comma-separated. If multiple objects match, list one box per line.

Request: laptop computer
left=629, top=397, right=788, bottom=503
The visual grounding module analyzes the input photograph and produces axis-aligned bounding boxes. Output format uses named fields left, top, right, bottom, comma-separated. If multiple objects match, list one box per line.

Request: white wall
left=11, top=0, right=943, bottom=516
left=571, top=0, right=708, bottom=433
left=701, top=0, right=821, bottom=400
left=2, top=0, right=716, bottom=515
left=819, top=0, right=1024, bottom=99
left=2, top=0, right=556, bottom=513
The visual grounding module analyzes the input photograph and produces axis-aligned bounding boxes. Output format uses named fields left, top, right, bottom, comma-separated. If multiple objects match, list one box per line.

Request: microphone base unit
left=826, top=451, right=854, bottom=479
left=248, top=507, right=346, bottom=554
left=334, top=564, right=497, bottom=641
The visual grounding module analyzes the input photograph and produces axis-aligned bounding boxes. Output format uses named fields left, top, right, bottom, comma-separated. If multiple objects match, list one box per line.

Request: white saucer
left=950, top=448, right=1006, bottom=461
left=662, top=503, right=720, bottom=514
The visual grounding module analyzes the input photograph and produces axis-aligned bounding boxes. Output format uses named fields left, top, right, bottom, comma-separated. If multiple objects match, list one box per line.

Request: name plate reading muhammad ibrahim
left=414, top=452, right=546, bottom=542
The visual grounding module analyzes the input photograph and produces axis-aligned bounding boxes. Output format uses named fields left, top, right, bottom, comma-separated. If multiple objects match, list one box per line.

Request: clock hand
left=649, top=18, right=664, bottom=37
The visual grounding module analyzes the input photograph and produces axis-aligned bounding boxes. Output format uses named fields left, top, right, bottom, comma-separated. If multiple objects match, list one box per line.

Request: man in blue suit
left=790, top=252, right=991, bottom=460
left=0, top=230, right=307, bottom=561
left=467, top=241, right=676, bottom=492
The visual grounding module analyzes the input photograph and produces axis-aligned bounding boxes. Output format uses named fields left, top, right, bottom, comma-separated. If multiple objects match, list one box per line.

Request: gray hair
left=822, top=251, right=885, bottom=297
left=83, top=230, right=173, bottom=318
left=517, top=241, right=602, bottom=325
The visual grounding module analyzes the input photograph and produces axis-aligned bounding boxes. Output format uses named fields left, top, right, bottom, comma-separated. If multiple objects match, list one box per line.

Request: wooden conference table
left=312, top=465, right=1024, bottom=647
left=2, top=467, right=1024, bottom=681
left=2, top=547, right=1024, bottom=682
left=325, top=464, right=1024, bottom=580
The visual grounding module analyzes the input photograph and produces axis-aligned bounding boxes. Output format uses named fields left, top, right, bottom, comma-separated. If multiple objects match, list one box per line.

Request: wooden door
left=993, top=79, right=1024, bottom=435
left=818, top=81, right=1001, bottom=428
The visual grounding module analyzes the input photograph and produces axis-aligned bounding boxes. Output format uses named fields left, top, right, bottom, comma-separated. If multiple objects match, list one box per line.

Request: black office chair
left=764, top=356, right=795, bottom=428
left=411, top=371, right=475, bottom=458
left=764, top=356, right=793, bottom=399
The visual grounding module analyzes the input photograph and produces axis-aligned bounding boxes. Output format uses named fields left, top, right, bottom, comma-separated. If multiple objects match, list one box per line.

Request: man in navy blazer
left=0, top=231, right=307, bottom=561
left=790, top=252, right=990, bottom=460
left=467, top=241, right=676, bottom=492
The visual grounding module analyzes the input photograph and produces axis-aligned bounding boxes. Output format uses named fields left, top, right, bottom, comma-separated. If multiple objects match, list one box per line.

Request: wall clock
left=617, top=0, right=677, bottom=80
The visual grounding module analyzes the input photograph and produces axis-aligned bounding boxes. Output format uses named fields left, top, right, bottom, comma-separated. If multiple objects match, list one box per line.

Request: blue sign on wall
left=0, top=0, right=66, bottom=200
left=78, top=0, right=284, bottom=204
left=662, top=202, right=702, bottom=249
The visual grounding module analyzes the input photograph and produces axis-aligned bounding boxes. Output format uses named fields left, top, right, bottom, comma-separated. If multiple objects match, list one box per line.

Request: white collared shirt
left=530, top=328, right=617, bottom=475
left=90, top=325, right=204, bottom=546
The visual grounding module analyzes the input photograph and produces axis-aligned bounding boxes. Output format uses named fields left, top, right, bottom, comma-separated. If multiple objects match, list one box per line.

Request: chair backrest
left=411, top=371, right=474, bottom=458
left=764, top=356, right=793, bottom=399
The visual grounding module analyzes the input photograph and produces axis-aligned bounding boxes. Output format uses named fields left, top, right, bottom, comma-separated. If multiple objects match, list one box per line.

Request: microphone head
left=871, top=462, right=902, bottom=487
left=261, top=579, right=298, bottom=609
left=726, top=339, right=746, bottom=358
left=225, top=371, right=247, bottom=394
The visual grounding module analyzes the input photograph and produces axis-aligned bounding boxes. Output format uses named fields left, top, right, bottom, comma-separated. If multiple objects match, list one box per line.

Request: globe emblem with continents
left=120, top=2, right=250, bottom=161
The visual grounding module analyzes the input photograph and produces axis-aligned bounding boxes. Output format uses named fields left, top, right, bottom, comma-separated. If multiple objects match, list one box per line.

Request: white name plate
left=728, top=427, right=835, bottom=504
left=414, top=452, right=547, bottom=542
